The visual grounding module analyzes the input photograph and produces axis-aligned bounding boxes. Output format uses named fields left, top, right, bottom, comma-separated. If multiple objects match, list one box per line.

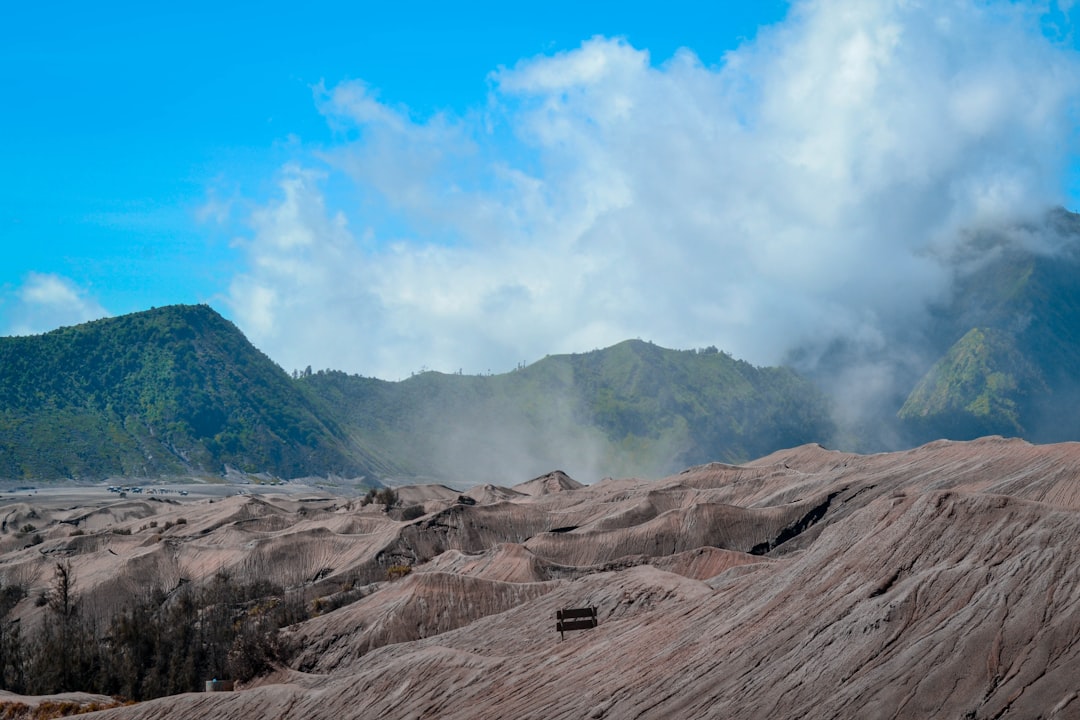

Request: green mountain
left=0, top=306, right=834, bottom=484
left=0, top=305, right=396, bottom=481
left=898, top=327, right=1045, bottom=439
left=898, top=208, right=1080, bottom=443
left=13, top=207, right=1080, bottom=483
left=303, top=340, right=834, bottom=484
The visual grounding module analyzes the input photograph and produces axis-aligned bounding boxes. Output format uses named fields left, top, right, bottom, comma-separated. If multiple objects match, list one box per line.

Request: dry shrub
left=24, top=699, right=128, bottom=719
left=386, top=564, right=412, bottom=581
left=33, top=701, right=80, bottom=719
left=4, top=564, right=39, bottom=593
left=0, top=702, right=30, bottom=720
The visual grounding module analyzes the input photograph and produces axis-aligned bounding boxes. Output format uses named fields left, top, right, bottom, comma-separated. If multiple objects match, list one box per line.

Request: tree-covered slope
left=899, top=208, right=1080, bottom=443
left=0, top=306, right=832, bottom=484
left=0, top=305, right=393, bottom=481
left=304, top=340, right=834, bottom=484
left=898, top=327, right=1045, bottom=439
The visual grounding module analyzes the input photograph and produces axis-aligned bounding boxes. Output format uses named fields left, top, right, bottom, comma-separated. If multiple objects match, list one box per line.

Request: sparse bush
left=111, top=527, right=131, bottom=536
left=18, top=698, right=129, bottom=719
left=32, top=699, right=81, bottom=719
left=359, top=487, right=377, bottom=507
left=176, top=517, right=187, bottom=524
left=314, top=584, right=367, bottom=615
left=225, top=612, right=294, bottom=683
left=0, top=580, right=26, bottom=616
left=375, top=487, right=398, bottom=510
left=247, top=597, right=280, bottom=618
left=386, top=564, right=412, bottom=581
left=0, top=701, right=30, bottom=719
left=17, top=525, right=34, bottom=536
left=69, top=529, right=84, bottom=537
left=1, top=538, right=331, bottom=702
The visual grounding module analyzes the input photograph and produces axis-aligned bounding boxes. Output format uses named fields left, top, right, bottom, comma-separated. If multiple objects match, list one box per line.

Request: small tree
left=375, top=487, right=398, bottom=510
left=360, top=487, right=378, bottom=506
left=30, top=561, right=89, bottom=692
left=0, top=618, right=25, bottom=692
left=0, top=575, right=27, bottom=692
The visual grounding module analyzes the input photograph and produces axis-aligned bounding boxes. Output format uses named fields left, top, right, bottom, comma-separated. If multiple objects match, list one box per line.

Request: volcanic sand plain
left=1, top=437, right=1078, bottom=718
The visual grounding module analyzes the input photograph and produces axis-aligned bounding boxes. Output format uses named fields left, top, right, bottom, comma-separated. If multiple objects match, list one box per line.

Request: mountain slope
left=303, top=340, right=834, bottom=484
left=898, top=327, right=1045, bottom=438
left=0, top=305, right=394, bottom=481
left=0, top=308, right=832, bottom=484
left=899, top=208, right=1080, bottom=443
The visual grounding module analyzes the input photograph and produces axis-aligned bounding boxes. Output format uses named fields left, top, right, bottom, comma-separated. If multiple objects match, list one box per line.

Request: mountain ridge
left=0, top=307, right=835, bottom=483
left=10, top=205, right=1080, bottom=485
left=0, top=305, right=397, bottom=482
left=898, top=208, right=1080, bottom=443
left=300, top=338, right=835, bottom=484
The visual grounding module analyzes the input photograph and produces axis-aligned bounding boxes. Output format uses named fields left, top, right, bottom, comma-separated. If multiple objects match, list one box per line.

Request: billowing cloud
left=225, top=0, right=1080, bottom=383
left=5, top=273, right=109, bottom=336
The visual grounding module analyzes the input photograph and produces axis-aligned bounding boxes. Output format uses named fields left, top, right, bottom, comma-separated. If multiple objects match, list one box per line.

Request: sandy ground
left=0, top=480, right=345, bottom=509
left=2, top=437, right=1079, bottom=719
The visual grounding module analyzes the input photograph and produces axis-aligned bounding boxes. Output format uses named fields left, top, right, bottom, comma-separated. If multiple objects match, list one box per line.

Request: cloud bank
left=225, top=0, right=1080, bottom=382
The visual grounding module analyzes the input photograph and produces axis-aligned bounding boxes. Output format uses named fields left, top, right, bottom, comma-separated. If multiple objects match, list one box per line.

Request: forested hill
left=898, top=208, right=1080, bottom=444
left=0, top=306, right=836, bottom=484
left=301, top=340, right=836, bottom=484
left=0, top=305, right=396, bottom=482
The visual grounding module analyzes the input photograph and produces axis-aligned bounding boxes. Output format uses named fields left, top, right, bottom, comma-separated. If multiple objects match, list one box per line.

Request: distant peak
left=512, top=470, right=584, bottom=496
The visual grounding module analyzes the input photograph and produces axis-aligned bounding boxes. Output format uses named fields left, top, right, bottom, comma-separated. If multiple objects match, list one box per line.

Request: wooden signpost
left=556, top=606, right=597, bottom=640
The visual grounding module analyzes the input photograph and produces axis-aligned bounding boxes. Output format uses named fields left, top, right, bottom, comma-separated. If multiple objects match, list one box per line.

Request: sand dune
left=2, top=437, right=1079, bottom=718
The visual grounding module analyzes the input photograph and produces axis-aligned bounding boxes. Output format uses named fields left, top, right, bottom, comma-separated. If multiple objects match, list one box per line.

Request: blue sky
left=2, top=1, right=1079, bottom=380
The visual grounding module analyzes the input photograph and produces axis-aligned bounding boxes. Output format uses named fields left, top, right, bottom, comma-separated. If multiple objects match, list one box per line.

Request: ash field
left=0, top=436, right=1078, bottom=719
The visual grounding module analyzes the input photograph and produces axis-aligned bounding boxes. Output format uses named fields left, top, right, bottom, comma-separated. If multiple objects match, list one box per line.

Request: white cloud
left=5, top=273, right=109, bottom=336
left=225, top=0, right=1080, bottom=382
